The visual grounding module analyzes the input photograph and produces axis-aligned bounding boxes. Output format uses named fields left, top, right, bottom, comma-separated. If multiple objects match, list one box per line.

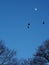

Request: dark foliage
left=29, top=40, right=49, bottom=65
left=0, top=40, right=17, bottom=65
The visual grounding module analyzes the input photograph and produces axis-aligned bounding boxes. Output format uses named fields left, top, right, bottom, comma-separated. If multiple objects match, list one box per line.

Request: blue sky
left=0, top=0, right=49, bottom=59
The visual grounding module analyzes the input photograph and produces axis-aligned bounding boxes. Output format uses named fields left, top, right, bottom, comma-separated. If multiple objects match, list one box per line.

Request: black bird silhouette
left=43, top=21, right=45, bottom=24
left=27, top=26, right=29, bottom=29
left=28, top=23, right=30, bottom=25
left=27, top=23, right=30, bottom=29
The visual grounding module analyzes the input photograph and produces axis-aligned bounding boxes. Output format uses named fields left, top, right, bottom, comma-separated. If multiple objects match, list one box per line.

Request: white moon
left=34, top=8, right=37, bottom=11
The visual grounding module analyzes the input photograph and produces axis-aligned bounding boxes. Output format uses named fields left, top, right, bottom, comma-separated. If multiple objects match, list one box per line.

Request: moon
left=34, top=8, right=37, bottom=11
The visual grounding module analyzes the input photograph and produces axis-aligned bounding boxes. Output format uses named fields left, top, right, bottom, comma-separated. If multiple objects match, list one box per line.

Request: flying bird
left=42, top=21, right=45, bottom=24
left=28, top=23, right=30, bottom=26
left=27, top=23, right=30, bottom=29
left=27, top=26, right=29, bottom=29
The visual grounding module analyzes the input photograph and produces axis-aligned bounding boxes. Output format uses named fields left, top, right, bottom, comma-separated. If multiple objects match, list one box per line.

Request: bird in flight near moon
left=26, top=7, right=45, bottom=29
